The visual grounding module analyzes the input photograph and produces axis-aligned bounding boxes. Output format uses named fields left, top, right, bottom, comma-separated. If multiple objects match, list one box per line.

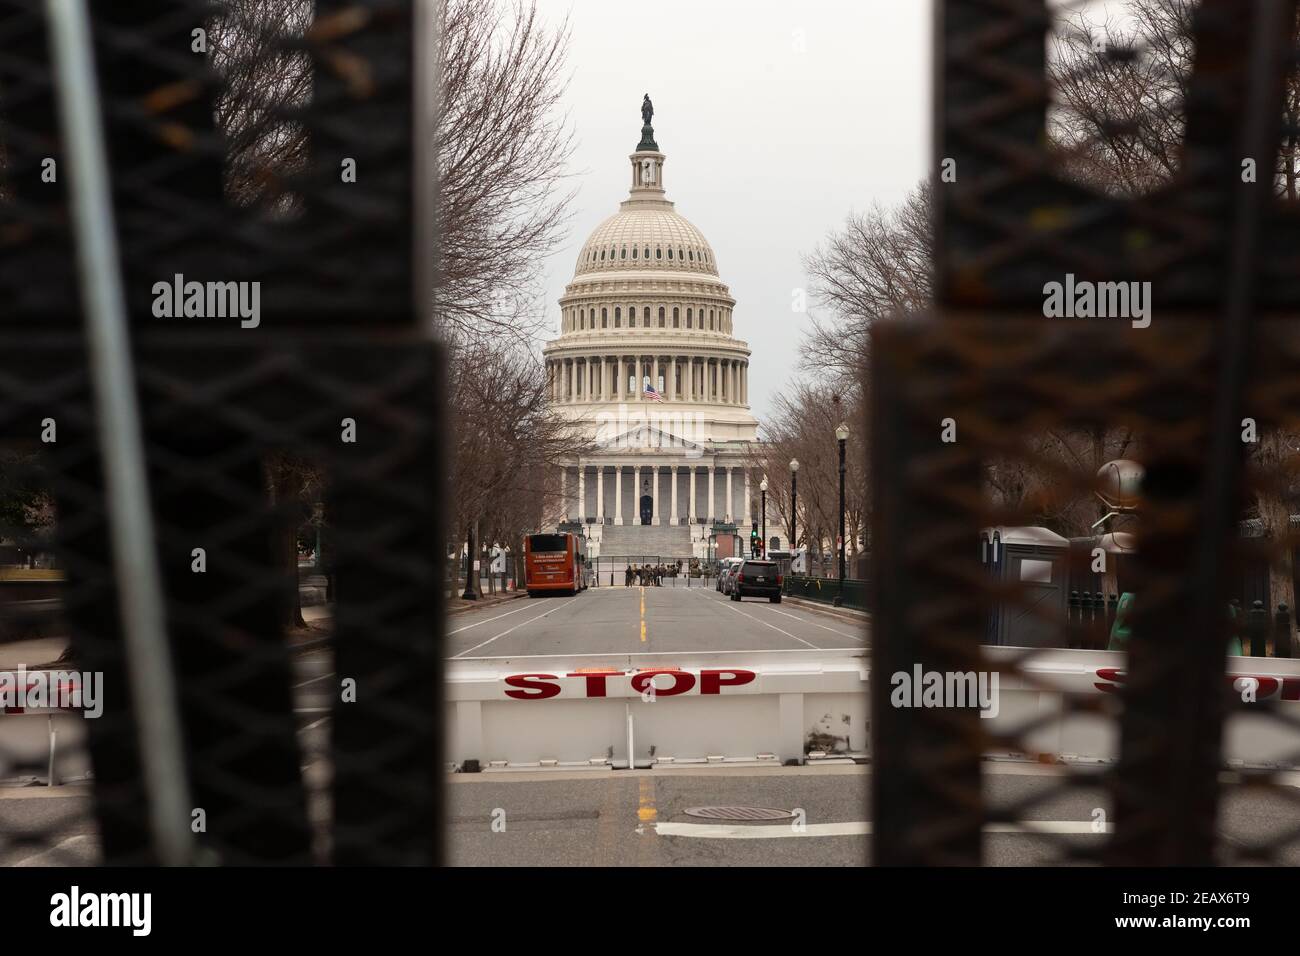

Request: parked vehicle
left=717, top=557, right=744, bottom=593
left=731, top=559, right=782, bottom=602
left=524, top=532, right=587, bottom=596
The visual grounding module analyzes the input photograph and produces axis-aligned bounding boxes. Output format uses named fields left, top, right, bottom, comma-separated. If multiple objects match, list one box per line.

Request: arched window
left=614, top=307, right=621, bottom=327
left=668, top=248, right=673, bottom=260
left=686, top=308, right=693, bottom=328
left=579, top=309, right=585, bottom=329
left=632, top=247, right=638, bottom=260
left=610, top=247, right=615, bottom=261
left=601, top=307, right=607, bottom=328
left=658, top=306, right=665, bottom=327
left=600, top=250, right=605, bottom=260
left=678, top=248, right=683, bottom=261
left=673, top=307, right=679, bottom=327
left=656, top=247, right=662, bottom=260
left=644, top=247, right=650, bottom=259
left=688, top=250, right=694, bottom=261
left=710, top=309, right=715, bottom=329
left=621, top=247, right=627, bottom=259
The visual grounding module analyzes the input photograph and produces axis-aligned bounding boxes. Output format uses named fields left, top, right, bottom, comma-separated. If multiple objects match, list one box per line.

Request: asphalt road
left=446, top=582, right=868, bottom=658
left=5, top=757, right=1299, bottom=867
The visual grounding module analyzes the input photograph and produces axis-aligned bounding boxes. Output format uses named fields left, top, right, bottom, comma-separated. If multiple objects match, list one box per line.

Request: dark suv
left=730, top=560, right=782, bottom=602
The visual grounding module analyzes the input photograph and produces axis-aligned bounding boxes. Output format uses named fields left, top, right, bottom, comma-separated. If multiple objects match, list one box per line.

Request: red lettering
left=1229, top=675, right=1279, bottom=698
left=566, top=671, right=621, bottom=697
left=700, top=669, right=756, bottom=694
left=504, top=674, right=561, bottom=700
left=1094, top=667, right=1125, bottom=694
left=630, top=670, right=696, bottom=697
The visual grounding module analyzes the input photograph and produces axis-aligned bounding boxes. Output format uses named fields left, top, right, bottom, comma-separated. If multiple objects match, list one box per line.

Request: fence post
left=1248, top=599, right=1268, bottom=657
left=1275, top=603, right=1292, bottom=658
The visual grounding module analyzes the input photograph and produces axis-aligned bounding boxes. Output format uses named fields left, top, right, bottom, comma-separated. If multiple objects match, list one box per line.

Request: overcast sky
left=533, top=0, right=933, bottom=420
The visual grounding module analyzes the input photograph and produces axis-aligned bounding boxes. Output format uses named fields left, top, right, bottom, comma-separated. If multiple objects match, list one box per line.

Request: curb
left=781, top=595, right=871, bottom=625
left=446, top=590, right=528, bottom=616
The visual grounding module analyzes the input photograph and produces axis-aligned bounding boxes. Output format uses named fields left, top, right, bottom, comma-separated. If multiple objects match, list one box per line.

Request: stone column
left=634, top=465, right=642, bottom=522
left=689, top=467, right=697, bottom=522
left=615, top=466, right=623, bottom=525
left=707, top=465, right=715, bottom=523
left=577, top=463, right=585, bottom=522
left=560, top=465, right=568, bottom=519
left=726, top=466, right=733, bottom=522
left=653, top=356, right=661, bottom=396
left=671, top=465, right=679, bottom=525
left=597, top=466, right=605, bottom=522
left=652, top=466, right=660, bottom=525
left=744, top=469, right=751, bottom=524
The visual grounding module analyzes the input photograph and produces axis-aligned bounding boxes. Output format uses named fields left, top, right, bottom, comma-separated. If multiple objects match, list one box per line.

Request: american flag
left=644, top=383, right=664, bottom=403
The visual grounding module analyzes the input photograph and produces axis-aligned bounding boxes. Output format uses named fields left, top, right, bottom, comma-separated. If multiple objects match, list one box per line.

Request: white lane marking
left=297, top=716, right=329, bottom=734
left=764, top=605, right=863, bottom=641
left=707, top=593, right=819, bottom=650
left=655, top=821, right=1114, bottom=839
left=13, top=834, right=94, bottom=865
left=293, top=671, right=335, bottom=690
left=693, top=587, right=863, bottom=642
left=448, top=601, right=537, bottom=634
left=453, top=595, right=582, bottom=657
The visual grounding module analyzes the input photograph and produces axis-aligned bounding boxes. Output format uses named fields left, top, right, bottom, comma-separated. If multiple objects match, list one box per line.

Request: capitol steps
left=597, top=523, right=693, bottom=559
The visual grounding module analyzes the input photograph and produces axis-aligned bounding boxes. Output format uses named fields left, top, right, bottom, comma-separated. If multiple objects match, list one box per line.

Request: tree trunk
left=1259, top=496, right=1297, bottom=654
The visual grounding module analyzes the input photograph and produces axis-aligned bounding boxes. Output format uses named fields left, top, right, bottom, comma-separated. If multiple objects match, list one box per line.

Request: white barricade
left=447, top=647, right=1300, bottom=771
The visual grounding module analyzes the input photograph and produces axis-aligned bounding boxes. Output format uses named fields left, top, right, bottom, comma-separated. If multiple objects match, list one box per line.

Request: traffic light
left=751, top=523, right=759, bottom=556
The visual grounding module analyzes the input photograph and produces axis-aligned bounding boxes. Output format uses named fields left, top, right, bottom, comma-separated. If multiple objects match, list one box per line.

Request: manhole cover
left=683, top=806, right=794, bottom=821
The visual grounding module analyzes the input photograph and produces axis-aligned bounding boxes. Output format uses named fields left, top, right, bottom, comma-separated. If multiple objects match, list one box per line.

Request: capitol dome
left=543, top=104, right=754, bottom=436
left=574, top=207, right=719, bottom=278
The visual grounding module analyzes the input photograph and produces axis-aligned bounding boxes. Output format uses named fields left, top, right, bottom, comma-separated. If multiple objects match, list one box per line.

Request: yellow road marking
left=637, top=776, right=657, bottom=823
left=640, top=586, right=646, bottom=642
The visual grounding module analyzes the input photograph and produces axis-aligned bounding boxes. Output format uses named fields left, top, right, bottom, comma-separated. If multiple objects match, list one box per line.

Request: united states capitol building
left=542, top=99, right=760, bottom=561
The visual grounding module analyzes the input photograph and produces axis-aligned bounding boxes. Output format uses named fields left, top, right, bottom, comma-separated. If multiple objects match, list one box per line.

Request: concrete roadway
left=446, top=582, right=867, bottom=658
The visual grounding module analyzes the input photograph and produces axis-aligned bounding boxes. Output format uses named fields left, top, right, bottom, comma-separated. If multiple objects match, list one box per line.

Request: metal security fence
left=0, top=0, right=443, bottom=866
left=782, top=575, right=871, bottom=612
left=872, top=0, right=1300, bottom=866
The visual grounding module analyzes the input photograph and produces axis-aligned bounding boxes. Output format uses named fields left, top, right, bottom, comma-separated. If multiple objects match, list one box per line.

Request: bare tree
left=799, top=180, right=932, bottom=399
left=212, top=0, right=575, bottom=341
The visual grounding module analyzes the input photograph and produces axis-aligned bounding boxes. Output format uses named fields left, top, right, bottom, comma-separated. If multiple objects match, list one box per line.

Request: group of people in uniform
left=625, top=563, right=674, bottom=587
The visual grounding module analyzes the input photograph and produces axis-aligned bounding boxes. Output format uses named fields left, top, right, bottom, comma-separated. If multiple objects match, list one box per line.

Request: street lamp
left=789, top=458, right=799, bottom=559
left=834, top=423, right=849, bottom=606
left=759, top=477, right=768, bottom=558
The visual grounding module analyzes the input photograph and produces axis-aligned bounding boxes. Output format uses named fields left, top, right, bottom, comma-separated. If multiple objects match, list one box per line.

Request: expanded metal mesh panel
left=0, top=0, right=443, bottom=866
left=873, top=0, right=1300, bottom=867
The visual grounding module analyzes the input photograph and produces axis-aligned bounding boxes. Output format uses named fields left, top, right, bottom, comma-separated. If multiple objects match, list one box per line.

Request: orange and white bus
left=523, top=532, right=588, bottom=596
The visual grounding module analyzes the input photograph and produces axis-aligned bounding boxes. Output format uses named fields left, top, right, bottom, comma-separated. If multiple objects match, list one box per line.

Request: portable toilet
left=981, top=526, right=1071, bottom=647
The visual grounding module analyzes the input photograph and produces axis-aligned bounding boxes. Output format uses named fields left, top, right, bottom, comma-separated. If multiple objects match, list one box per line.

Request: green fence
left=782, top=576, right=871, bottom=611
